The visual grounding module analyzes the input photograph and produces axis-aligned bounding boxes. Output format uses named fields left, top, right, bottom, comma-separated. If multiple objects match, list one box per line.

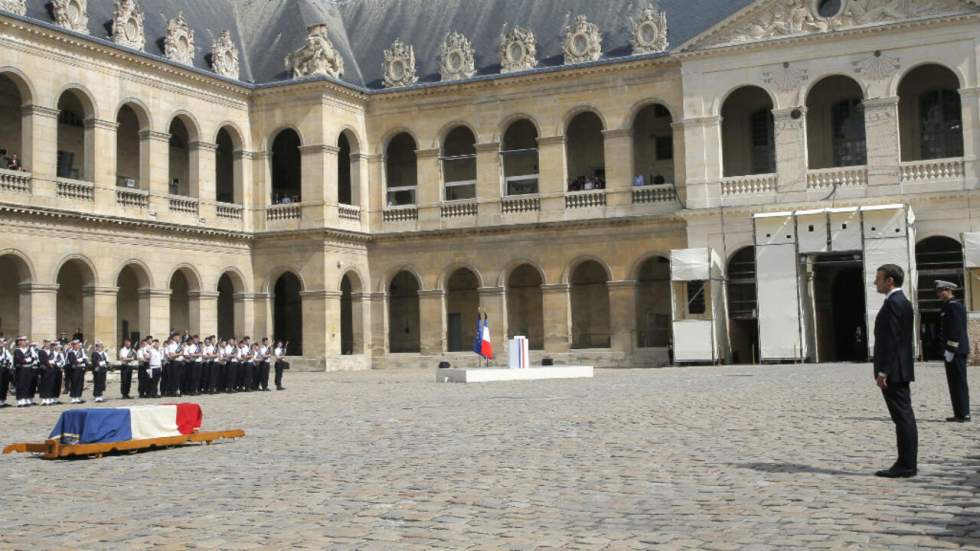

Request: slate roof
left=12, top=0, right=754, bottom=89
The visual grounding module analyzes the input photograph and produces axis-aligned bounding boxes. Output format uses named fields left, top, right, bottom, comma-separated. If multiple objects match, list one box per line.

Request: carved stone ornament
left=852, top=51, right=901, bottom=81
left=762, top=63, right=809, bottom=93
left=51, top=0, right=88, bottom=33
left=630, top=6, right=669, bottom=54
left=562, top=15, right=602, bottom=65
left=211, top=30, right=240, bottom=79
left=440, top=31, right=476, bottom=81
left=285, top=24, right=344, bottom=79
left=382, top=39, right=418, bottom=88
left=164, top=11, right=195, bottom=65
left=0, top=0, right=27, bottom=16
left=111, top=0, right=144, bottom=51
left=695, top=0, right=979, bottom=49
left=499, top=26, right=537, bottom=74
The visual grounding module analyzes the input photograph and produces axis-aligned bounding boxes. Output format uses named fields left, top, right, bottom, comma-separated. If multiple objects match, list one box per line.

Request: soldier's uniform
left=938, top=280, right=971, bottom=421
left=0, top=340, right=12, bottom=406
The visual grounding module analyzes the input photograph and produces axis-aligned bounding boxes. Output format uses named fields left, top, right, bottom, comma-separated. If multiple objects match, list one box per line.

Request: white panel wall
left=755, top=243, right=803, bottom=360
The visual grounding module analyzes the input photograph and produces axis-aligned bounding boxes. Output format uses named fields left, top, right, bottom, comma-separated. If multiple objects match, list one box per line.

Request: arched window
left=0, top=73, right=29, bottom=172
left=507, top=264, right=544, bottom=350
left=570, top=260, right=610, bottom=349
left=388, top=271, right=420, bottom=353
left=807, top=76, right=866, bottom=169
left=722, top=86, right=775, bottom=177
left=57, top=90, right=93, bottom=181
left=442, top=127, right=477, bottom=201
left=501, top=119, right=539, bottom=196
left=445, top=268, right=479, bottom=351
left=338, top=132, right=353, bottom=205
left=273, top=272, right=303, bottom=355
left=116, top=104, right=148, bottom=189
left=899, top=65, right=963, bottom=161
left=215, top=127, right=239, bottom=204
left=271, top=129, right=302, bottom=204
left=565, top=112, right=605, bottom=191
left=168, top=116, right=197, bottom=197
left=385, top=133, right=418, bottom=207
left=632, top=104, right=674, bottom=186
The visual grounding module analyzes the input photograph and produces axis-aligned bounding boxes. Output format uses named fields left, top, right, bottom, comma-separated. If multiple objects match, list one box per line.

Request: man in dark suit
left=937, top=280, right=971, bottom=422
left=873, top=264, right=917, bottom=478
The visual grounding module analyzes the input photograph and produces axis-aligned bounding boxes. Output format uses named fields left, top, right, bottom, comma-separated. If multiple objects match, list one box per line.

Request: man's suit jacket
left=940, top=299, right=970, bottom=356
left=873, top=289, right=915, bottom=383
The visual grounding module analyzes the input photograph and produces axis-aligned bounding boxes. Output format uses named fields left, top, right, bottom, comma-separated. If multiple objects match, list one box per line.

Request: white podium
left=436, top=365, right=594, bottom=383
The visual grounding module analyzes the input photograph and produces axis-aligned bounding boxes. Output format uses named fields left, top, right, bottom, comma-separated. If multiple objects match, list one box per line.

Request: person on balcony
left=6, top=153, right=22, bottom=171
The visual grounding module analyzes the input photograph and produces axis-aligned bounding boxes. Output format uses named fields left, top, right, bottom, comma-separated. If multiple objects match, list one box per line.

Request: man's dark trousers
left=882, top=382, right=918, bottom=471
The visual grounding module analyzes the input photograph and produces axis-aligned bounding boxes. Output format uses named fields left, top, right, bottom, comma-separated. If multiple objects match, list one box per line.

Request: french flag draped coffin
left=48, top=404, right=203, bottom=445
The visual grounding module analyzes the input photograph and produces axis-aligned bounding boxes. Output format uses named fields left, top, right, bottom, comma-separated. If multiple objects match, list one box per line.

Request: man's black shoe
left=946, top=416, right=972, bottom=422
left=875, top=468, right=917, bottom=478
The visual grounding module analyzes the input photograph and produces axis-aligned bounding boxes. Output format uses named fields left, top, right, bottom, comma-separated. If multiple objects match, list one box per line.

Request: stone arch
left=213, top=267, right=247, bottom=293
left=897, top=63, right=965, bottom=162
left=560, top=105, right=607, bottom=136
left=890, top=60, right=966, bottom=99
left=628, top=251, right=673, bottom=281
left=495, top=112, right=543, bottom=143
left=379, top=126, right=421, bottom=155
left=167, top=110, right=202, bottom=142
left=166, top=264, right=203, bottom=292
left=439, top=262, right=484, bottom=290
left=112, top=259, right=154, bottom=289
left=266, top=125, right=305, bottom=150
left=569, top=258, right=612, bottom=349
left=214, top=122, right=245, bottom=150
left=388, top=269, right=422, bottom=353
left=800, top=72, right=867, bottom=106
left=0, top=248, right=36, bottom=284
left=381, top=265, right=424, bottom=293
left=0, top=250, right=35, bottom=338
left=115, top=98, right=152, bottom=129
left=272, top=271, right=304, bottom=355
left=216, top=268, right=247, bottom=340
left=562, top=255, right=614, bottom=284
left=714, top=82, right=778, bottom=116
left=0, top=67, right=36, bottom=105
left=337, top=127, right=362, bottom=154
left=806, top=74, right=867, bottom=169
left=338, top=268, right=365, bottom=293
left=497, top=258, right=547, bottom=287
left=625, top=98, right=680, bottom=129
left=506, top=262, right=545, bottom=350
left=340, top=269, right=365, bottom=355
left=263, top=266, right=307, bottom=294
left=433, top=119, right=481, bottom=149
left=54, top=83, right=98, bottom=118
left=634, top=254, right=671, bottom=349
left=722, top=85, right=776, bottom=177
left=52, top=254, right=98, bottom=286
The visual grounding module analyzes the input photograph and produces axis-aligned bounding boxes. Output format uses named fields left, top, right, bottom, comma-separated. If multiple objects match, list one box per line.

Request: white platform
left=436, top=365, right=594, bottom=383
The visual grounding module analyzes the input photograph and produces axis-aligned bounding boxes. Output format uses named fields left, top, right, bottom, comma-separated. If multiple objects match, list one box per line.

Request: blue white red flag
left=473, top=313, right=494, bottom=360
left=48, top=403, right=203, bottom=445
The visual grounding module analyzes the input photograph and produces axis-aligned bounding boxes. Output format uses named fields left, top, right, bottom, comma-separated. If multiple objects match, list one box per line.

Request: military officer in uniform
left=937, top=280, right=971, bottom=422
left=0, top=338, right=11, bottom=407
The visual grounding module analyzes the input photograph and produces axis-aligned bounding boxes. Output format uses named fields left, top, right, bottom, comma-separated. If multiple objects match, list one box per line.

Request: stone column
left=478, top=286, right=506, bottom=356
left=863, top=97, right=901, bottom=196
left=189, top=290, right=219, bottom=339
left=678, top=116, right=723, bottom=209
left=300, top=289, right=339, bottom=358
left=141, top=130, right=172, bottom=199
left=366, top=291, right=387, bottom=356
left=22, top=106, right=59, bottom=190
left=772, top=107, right=808, bottom=201
left=190, top=140, right=217, bottom=207
left=959, top=87, right=980, bottom=188
left=541, top=283, right=571, bottom=353
left=351, top=152, right=369, bottom=212
left=231, top=150, right=250, bottom=206
left=536, top=136, right=567, bottom=214
left=415, top=147, right=441, bottom=224
left=246, top=292, right=271, bottom=341
left=602, top=128, right=633, bottom=208
left=82, top=286, right=117, bottom=347
left=671, top=121, right=687, bottom=203
left=138, top=288, right=172, bottom=339
left=417, top=289, right=446, bottom=354
left=299, top=144, right=329, bottom=226
left=607, top=280, right=637, bottom=354
left=21, top=283, right=58, bottom=340
left=85, top=118, right=118, bottom=194
left=322, top=143, right=340, bottom=211
left=349, top=291, right=368, bottom=355
left=363, top=154, right=384, bottom=231
left=475, top=142, right=501, bottom=224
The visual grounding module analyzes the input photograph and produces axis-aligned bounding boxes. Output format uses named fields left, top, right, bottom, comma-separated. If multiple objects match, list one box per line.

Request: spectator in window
left=7, top=154, right=22, bottom=171
left=633, top=175, right=646, bottom=187
left=281, top=195, right=291, bottom=204
left=653, top=174, right=665, bottom=186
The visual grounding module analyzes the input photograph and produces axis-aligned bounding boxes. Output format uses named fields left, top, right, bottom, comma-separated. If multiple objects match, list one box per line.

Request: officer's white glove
left=944, top=350, right=954, bottom=363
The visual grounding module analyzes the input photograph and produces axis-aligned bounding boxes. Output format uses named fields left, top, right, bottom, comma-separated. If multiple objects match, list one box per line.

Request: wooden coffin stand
left=3, top=429, right=245, bottom=460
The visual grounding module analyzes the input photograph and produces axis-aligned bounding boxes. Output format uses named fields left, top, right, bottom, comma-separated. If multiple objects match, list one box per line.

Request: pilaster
left=863, top=97, right=901, bottom=196
left=540, top=283, right=570, bottom=353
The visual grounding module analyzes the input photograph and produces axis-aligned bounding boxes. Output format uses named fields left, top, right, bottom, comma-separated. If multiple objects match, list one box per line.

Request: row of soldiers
left=0, top=333, right=289, bottom=408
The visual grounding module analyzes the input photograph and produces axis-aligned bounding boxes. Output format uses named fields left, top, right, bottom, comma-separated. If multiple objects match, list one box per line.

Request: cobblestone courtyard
left=2, top=363, right=979, bottom=550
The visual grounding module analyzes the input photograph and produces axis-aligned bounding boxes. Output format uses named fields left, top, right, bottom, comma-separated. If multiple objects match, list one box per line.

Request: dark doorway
left=727, top=247, right=759, bottom=364
left=274, top=273, right=303, bottom=355
left=812, top=256, right=866, bottom=362
left=916, top=236, right=963, bottom=360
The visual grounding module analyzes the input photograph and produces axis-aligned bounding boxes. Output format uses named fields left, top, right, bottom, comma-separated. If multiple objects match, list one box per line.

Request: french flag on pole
left=473, top=313, right=494, bottom=361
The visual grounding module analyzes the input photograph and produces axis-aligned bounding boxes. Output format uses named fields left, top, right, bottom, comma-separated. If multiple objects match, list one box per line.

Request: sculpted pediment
left=687, top=0, right=980, bottom=50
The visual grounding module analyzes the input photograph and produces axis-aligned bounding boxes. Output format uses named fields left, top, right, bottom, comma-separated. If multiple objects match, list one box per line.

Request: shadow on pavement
left=733, top=462, right=870, bottom=477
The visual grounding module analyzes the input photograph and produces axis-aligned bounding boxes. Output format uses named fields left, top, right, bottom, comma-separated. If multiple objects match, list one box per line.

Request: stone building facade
left=1, top=0, right=979, bottom=369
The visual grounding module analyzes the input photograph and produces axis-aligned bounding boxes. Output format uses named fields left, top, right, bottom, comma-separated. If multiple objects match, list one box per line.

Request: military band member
left=224, top=339, right=238, bottom=393
left=62, top=340, right=73, bottom=394
left=239, top=341, right=255, bottom=391
left=257, top=338, right=271, bottom=391
left=66, top=340, right=88, bottom=404
left=37, top=341, right=52, bottom=405
left=202, top=336, right=217, bottom=394
left=118, top=339, right=136, bottom=400
left=0, top=338, right=12, bottom=406
left=91, top=342, right=109, bottom=403
left=165, top=335, right=184, bottom=397
left=273, top=340, right=288, bottom=391
left=187, top=335, right=203, bottom=396
left=136, top=338, right=150, bottom=398
left=937, top=280, right=971, bottom=422
left=49, top=342, right=65, bottom=405
left=14, top=336, right=34, bottom=407
left=146, top=339, right=163, bottom=398
left=27, top=341, right=41, bottom=399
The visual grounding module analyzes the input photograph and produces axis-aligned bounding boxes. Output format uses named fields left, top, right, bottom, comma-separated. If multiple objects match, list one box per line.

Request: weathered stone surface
left=0, top=363, right=977, bottom=549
